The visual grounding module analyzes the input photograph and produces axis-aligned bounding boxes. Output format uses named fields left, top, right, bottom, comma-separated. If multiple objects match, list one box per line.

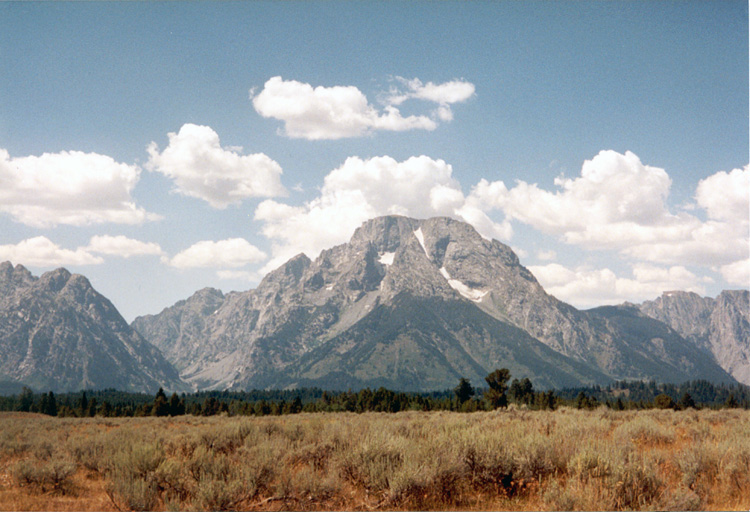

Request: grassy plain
left=0, top=407, right=748, bottom=511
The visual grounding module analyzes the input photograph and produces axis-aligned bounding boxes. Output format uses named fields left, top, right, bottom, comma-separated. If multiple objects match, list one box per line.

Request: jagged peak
left=0, top=261, right=34, bottom=284
left=191, top=287, right=225, bottom=300
left=258, top=252, right=311, bottom=289
left=38, top=267, right=73, bottom=292
left=717, top=289, right=749, bottom=299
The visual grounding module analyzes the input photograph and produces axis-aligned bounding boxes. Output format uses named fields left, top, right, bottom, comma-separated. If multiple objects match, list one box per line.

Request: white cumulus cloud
left=0, top=148, right=156, bottom=227
left=146, top=124, right=286, bottom=208
left=169, top=238, right=267, bottom=269
left=251, top=76, right=473, bottom=140
left=720, top=259, right=750, bottom=288
left=216, top=269, right=263, bottom=282
left=529, top=262, right=709, bottom=308
left=472, top=151, right=749, bottom=273
left=387, top=77, right=475, bottom=121
left=86, top=235, right=164, bottom=258
left=0, top=237, right=103, bottom=267
left=255, top=155, right=511, bottom=272
left=696, top=166, right=749, bottom=222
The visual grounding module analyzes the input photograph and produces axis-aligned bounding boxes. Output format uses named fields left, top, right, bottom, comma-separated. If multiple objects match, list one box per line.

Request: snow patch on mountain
left=439, top=266, right=488, bottom=302
left=378, top=252, right=395, bottom=265
left=413, top=228, right=429, bottom=257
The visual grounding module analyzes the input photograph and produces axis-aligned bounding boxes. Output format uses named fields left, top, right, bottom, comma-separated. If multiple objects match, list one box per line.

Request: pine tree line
left=1, top=372, right=747, bottom=417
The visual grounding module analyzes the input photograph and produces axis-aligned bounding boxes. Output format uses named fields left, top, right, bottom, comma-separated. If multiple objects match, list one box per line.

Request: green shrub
left=11, top=459, right=76, bottom=494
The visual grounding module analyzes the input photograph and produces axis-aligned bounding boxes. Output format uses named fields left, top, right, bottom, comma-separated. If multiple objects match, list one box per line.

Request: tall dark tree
left=483, top=368, right=510, bottom=409
left=17, top=387, right=34, bottom=412
left=79, top=391, right=88, bottom=416
left=725, top=393, right=739, bottom=408
left=679, top=392, right=696, bottom=410
left=509, top=377, right=534, bottom=405
left=654, top=393, right=676, bottom=410
left=152, top=388, right=169, bottom=417
left=454, top=377, right=475, bottom=405
left=87, top=397, right=98, bottom=417
left=168, top=393, right=185, bottom=416
left=46, top=391, right=57, bottom=416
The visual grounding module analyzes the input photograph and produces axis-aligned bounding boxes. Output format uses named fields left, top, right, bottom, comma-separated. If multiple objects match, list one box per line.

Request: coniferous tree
left=654, top=393, right=676, bottom=410
left=87, top=397, right=98, bottom=417
left=46, top=391, right=57, bottom=416
left=17, top=387, right=34, bottom=412
left=725, top=393, right=738, bottom=408
left=168, top=393, right=185, bottom=416
left=679, top=392, right=696, bottom=410
left=509, top=377, right=534, bottom=405
left=483, top=369, right=510, bottom=409
left=79, top=391, right=88, bottom=416
left=454, top=378, right=475, bottom=406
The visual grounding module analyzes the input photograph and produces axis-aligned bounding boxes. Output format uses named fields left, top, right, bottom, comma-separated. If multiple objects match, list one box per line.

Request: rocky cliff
left=639, top=290, right=750, bottom=385
left=0, top=262, right=185, bottom=392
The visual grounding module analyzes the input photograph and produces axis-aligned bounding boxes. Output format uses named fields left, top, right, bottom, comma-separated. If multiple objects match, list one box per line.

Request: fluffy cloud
left=696, top=166, right=749, bottom=222
left=169, top=238, right=267, bottom=269
left=529, top=262, right=709, bottom=308
left=146, top=124, right=286, bottom=208
left=255, top=155, right=511, bottom=272
left=536, top=250, right=557, bottom=261
left=720, top=259, right=750, bottom=287
left=251, top=76, right=473, bottom=140
left=387, top=77, right=475, bottom=121
left=0, top=237, right=103, bottom=267
left=0, top=148, right=156, bottom=227
left=86, top=235, right=164, bottom=258
left=472, top=151, right=749, bottom=272
left=216, top=269, right=262, bottom=282
left=478, top=150, right=676, bottom=240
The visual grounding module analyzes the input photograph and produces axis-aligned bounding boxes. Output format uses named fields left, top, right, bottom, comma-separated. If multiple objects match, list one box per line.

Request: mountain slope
left=0, top=262, right=185, bottom=393
left=639, top=290, right=750, bottom=384
left=134, top=215, right=735, bottom=390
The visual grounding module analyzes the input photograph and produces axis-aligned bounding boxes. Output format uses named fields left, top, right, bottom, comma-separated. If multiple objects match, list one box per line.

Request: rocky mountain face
left=639, top=290, right=750, bottom=385
left=133, top=216, right=735, bottom=391
left=0, top=261, right=185, bottom=393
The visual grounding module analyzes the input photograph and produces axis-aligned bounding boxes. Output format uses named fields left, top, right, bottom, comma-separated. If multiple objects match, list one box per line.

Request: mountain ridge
left=133, top=215, right=738, bottom=390
left=0, top=261, right=185, bottom=393
left=637, top=290, right=750, bottom=385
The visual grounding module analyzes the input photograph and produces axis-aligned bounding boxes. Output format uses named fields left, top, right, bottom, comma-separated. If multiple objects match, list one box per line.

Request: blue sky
left=0, top=1, right=747, bottom=321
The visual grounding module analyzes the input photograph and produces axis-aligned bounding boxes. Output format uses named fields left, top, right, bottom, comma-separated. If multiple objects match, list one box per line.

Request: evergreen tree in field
left=535, top=390, right=556, bottom=410
left=38, top=392, right=49, bottom=415
left=509, top=377, right=534, bottom=405
left=483, top=368, right=510, bottom=409
left=290, top=396, right=303, bottom=414
left=168, top=393, right=185, bottom=416
left=654, top=393, right=676, bottom=410
left=79, top=391, right=88, bottom=417
left=454, top=378, right=475, bottom=406
left=679, top=392, right=696, bottom=410
left=17, top=387, right=34, bottom=412
left=152, top=388, right=169, bottom=417
left=725, top=393, right=738, bottom=408
left=87, top=397, right=98, bottom=417
left=614, top=397, right=625, bottom=411
left=46, top=391, right=57, bottom=416
left=574, top=391, right=588, bottom=409
left=100, top=400, right=112, bottom=417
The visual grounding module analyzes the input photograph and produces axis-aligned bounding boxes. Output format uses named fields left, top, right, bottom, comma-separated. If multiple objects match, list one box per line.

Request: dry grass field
left=0, top=407, right=748, bottom=511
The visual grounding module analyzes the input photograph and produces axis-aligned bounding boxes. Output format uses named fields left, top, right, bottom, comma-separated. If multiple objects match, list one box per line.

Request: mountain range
left=0, top=261, right=184, bottom=393
left=1, top=215, right=747, bottom=393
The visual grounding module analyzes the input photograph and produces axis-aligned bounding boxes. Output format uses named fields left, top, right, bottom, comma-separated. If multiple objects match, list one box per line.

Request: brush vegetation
left=0, top=407, right=748, bottom=511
